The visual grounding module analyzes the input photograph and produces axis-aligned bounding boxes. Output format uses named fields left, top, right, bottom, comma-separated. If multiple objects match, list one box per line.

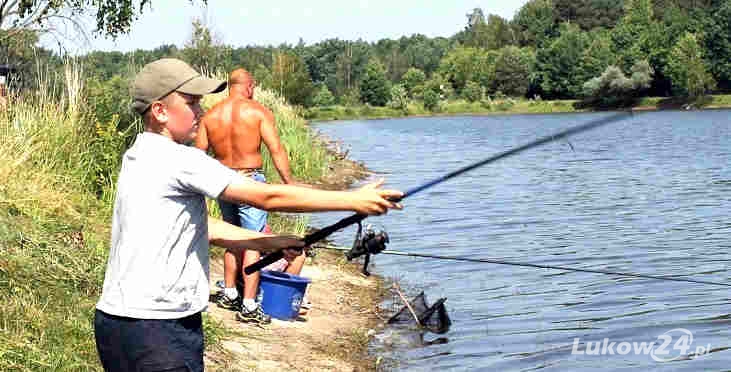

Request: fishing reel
left=346, top=222, right=389, bottom=276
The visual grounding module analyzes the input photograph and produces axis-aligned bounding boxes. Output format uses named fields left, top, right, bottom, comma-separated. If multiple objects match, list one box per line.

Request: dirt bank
left=205, top=154, right=385, bottom=372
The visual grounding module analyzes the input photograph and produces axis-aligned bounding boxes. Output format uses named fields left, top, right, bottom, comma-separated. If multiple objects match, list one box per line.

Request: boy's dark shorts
left=94, top=309, right=203, bottom=372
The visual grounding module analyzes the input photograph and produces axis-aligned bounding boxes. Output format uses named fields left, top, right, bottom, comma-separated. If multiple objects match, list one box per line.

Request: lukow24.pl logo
left=571, top=328, right=711, bottom=362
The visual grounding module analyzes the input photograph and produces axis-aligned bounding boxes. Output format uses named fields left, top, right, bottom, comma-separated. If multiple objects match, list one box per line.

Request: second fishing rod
left=244, top=112, right=633, bottom=275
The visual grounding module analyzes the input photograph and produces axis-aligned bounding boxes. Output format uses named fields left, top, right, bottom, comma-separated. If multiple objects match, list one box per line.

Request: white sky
left=42, top=0, right=530, bottom=54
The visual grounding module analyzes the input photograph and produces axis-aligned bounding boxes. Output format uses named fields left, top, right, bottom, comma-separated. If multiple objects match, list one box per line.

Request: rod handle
left=243, top=250, right=285, bottom=275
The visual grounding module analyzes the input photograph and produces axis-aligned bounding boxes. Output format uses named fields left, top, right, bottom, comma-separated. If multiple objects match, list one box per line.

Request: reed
left=0, top=58, right=110, bottom=371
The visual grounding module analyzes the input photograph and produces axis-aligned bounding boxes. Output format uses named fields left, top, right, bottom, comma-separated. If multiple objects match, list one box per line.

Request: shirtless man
left=195, top=68, right=304, bottom=324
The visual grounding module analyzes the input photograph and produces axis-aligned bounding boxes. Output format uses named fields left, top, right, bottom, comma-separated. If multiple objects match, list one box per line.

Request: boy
left=94, top=58, right=402, bottom=371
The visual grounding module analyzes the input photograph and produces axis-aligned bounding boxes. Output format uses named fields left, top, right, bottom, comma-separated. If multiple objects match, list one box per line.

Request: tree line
left=3, top=0, right=731, bottom=111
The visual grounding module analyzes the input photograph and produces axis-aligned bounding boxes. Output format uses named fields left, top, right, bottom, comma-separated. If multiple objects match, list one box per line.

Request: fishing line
left=313, top=244, right=731, bottom=288
left=245, top=112, right=633, bottom=275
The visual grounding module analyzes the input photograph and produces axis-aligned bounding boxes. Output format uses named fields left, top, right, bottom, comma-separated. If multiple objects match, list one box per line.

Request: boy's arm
left=219, top=178, right=402, bottom=215
left=208, top=217, right=304, bottom=258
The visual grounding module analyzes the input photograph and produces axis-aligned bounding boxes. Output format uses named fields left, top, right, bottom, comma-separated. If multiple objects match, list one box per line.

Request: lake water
left=311, top=111, right=730, bottom=371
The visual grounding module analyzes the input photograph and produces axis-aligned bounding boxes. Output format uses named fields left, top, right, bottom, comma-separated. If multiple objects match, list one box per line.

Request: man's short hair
left=132, top=58, right=226, bottom=115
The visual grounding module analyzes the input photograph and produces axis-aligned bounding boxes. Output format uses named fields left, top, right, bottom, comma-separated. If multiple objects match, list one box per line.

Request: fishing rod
left=313, top=243, right=731, bottom=288
left=245, top=112, right=633, bottom=275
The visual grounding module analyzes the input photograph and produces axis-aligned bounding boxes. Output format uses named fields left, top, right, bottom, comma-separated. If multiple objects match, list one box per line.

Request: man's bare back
left=199, top=97, right=270, bottom=169
left=196, top=68, right=293, bottom=184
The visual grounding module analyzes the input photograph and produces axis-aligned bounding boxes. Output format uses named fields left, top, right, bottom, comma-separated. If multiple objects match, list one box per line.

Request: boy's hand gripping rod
left=244, top=112, right=632, bottom=275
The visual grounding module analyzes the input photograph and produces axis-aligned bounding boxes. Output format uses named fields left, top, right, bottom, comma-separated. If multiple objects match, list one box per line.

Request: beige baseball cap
left=131, top=58, right=226, bottom=114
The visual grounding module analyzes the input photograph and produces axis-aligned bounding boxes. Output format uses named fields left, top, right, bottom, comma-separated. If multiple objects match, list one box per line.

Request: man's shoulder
left=237, top=97, right=269, bottom=111
left=233, top=98, right=272, bottom=120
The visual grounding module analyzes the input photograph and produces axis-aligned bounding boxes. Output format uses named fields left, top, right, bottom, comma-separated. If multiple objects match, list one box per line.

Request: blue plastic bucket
left=257, top=270, right=311, bottom=320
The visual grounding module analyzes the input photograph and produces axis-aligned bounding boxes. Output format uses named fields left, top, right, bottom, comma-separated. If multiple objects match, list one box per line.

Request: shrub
left=388, top=84, right=409, bottom=113
left=340, top=88, right=361, bottom=106
left=667, top=32, right=716, bottom=98
left=400, top=68, right=426, bottom=97
left=311, top=84, right=336, bottom=106
left=461, top=80, right=483, bottom=102
left=423, top=90, right=440, bottom=111
left=581, top=60, right=653, bottom=108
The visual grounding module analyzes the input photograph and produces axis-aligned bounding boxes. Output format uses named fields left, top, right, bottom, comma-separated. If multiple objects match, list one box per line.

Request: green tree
left=271, top=51, right=315, bottom=106
left=1, top=0, right=199, bottom=41
left=463, top=11, right=514, bottom=50
left=611, top=0, right=656, bottom=71
left=403, top=35, right=452, bottom=76
left=512, top=0, right=556, bottom=47
left=252, top=64, right=273, bottom=90
left=416, top=72, right=453, bottom=101
left=629, top=59, right=654, bottom=89
left=340, top=88, right=361, bottom=106
left=311, top=84, right=336, bottom=106
left=703, top=0, right=731, bottom=90
left=423, top=89, right=440, bottom=111
left=400, top=67, right=426, bottom=97
left=359, top=59, right=391, bottom=106
left=461, top=81, right=483, bottom=102
left=388, top=84, right=409, bottom=113
left=667, top=32, right=716, bottom=97
left=486, top=14, right=515, bottom=50
left=335, top=41, right=372, bottom=96
left=462, top=8, right=488, bottom=48
left=553, top=0, right=625, bottom=30
left=374, top=38, right=409, bottom=82
left=306, top=39, right=347, bottom=94
left=536, top=23, right=590, bottom=98
left=231, top=45, right=275, bottom=75
left=438, top=47, right=498, bottom=93
left=576, top=30, right=615, bottom=88
left=86, top=74, right=136, bottom=130
left=180, top=19, right=229, bottom=73
left=0, top=29, right=42, bottom=88
left=493, top=46, right=536, bottom=97
left=582, top=60, right=653, bottom=107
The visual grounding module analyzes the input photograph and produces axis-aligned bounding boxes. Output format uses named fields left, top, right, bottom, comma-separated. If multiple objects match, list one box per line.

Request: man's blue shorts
left=94, top=310, right=203, bottom=372
left=218, top=171, right=268, bottom=232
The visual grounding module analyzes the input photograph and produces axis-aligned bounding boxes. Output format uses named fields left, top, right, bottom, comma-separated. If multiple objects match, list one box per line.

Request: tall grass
left=0, top=59, right=109, bottom=371
left=1, top=61, right=331, bottom=370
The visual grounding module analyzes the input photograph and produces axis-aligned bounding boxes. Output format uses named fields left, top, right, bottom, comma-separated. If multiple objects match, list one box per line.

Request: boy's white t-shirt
left=96, top=132, right=239, bottom=319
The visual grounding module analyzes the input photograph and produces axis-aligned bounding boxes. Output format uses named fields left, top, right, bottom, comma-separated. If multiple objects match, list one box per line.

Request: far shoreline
left=305, top=94, right=731, bottom=124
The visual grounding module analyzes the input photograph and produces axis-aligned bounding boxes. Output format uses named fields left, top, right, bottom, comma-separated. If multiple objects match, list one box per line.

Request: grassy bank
left=0, top=63, right=334, bottom=370
left=304, top=94, right=731, bottom=122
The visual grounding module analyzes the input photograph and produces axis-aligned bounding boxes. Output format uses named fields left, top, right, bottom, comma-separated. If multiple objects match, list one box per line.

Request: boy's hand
left=350, top=179, right=403, bottom=215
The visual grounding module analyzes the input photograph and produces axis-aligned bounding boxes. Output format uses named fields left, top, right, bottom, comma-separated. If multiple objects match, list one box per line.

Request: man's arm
left=219, top=177, right=402, bottom=215
left=208, top=217, right=304, bottom=259
left=258, top=106, right=295, bottom=184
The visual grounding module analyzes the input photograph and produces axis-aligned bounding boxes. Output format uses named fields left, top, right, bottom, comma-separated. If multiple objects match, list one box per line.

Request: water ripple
left=314, top=111, right=731, bottom=371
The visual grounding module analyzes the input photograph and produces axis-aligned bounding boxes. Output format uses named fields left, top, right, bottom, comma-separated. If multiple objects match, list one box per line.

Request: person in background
left=196, top=68, right=308, bottom=324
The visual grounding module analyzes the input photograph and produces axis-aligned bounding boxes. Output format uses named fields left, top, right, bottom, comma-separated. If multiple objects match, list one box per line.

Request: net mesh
left=387, top=291, right=451, bottom=334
